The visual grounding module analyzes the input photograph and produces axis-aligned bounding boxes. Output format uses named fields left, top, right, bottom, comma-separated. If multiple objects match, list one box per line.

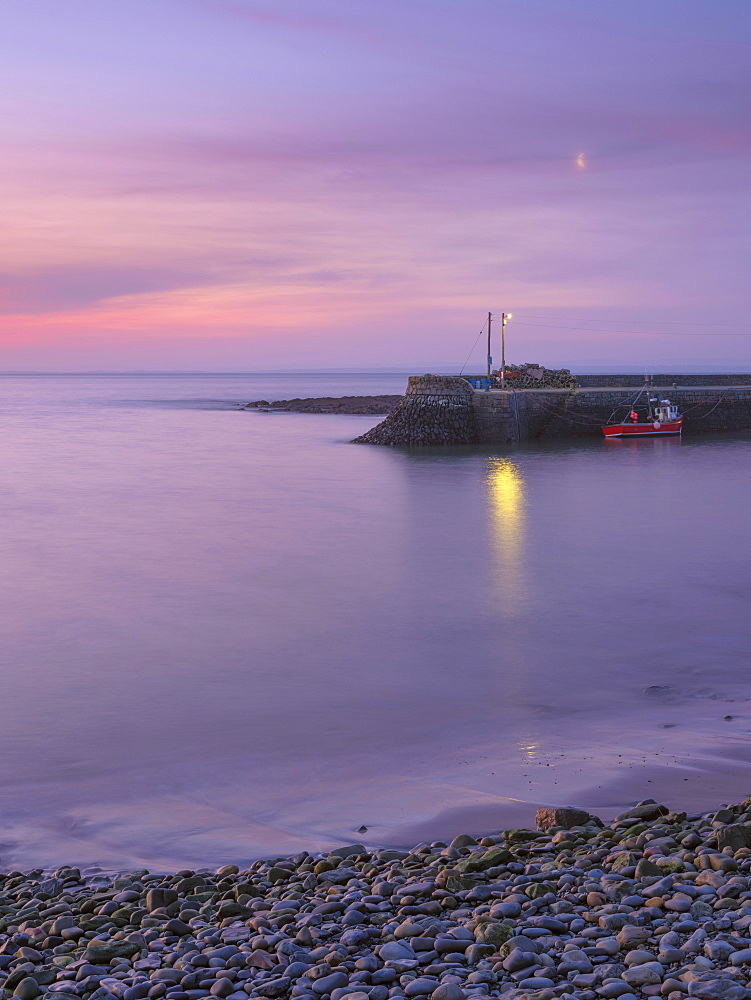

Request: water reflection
left=519, top=740, right=540, bottom=762
left=486, top=457, right=527, bottom=614
left=603, top=436, right=682, bottom=454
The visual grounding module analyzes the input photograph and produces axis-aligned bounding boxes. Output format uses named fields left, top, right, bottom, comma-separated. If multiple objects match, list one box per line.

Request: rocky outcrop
left=353, top=376, right=478, bottom=446
left=242, top=395, right=401, bottom=415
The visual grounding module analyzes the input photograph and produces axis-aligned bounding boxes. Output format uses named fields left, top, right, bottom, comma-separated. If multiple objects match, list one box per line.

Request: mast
left=486, top=312, right=492, bottom=378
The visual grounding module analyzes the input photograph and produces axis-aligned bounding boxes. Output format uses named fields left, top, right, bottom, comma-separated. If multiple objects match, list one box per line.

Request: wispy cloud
left=0, top=0, right=748, bottom=367
left=0, top=265, right=212, bottom=314
left=195, top=0, right=370, bottom=41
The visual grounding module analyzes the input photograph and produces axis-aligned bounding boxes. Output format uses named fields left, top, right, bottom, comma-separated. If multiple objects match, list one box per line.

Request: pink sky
left=1, top=0, right=750, bottom=369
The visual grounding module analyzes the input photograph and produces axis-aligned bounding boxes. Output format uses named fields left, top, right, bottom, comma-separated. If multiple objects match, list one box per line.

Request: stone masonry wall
left=474, top=386, right=751, bottom=442
left=471, top=391, right=522, bottom=445
left=353, top=375, right=478, bottom=446
left=576, top=373, right=751, bottom=387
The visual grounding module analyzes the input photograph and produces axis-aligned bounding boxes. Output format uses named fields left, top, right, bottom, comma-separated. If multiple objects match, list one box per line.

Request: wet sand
left=390, top=744, right=751, bottom=852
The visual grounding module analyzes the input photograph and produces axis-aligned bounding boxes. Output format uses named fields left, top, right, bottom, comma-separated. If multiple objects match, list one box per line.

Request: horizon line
left=1, top=365, right=751, bottom=376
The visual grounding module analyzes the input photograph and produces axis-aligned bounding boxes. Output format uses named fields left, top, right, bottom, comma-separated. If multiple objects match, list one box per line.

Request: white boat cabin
left=653, top=398, right=680, bottom=423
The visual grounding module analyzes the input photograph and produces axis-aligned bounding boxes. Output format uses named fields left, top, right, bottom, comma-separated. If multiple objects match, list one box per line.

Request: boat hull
left=602, top=419, right=682, bottom=438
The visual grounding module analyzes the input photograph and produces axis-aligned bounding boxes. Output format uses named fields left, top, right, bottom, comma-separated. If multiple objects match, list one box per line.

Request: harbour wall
left=474, top=385, right=751, bottom=444
left=575, top=373, right=751, bottom=387
left=354, top=375, right=751, bottom=446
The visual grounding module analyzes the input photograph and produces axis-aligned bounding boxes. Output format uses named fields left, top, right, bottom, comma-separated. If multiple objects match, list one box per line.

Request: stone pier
left=352, top=375, right=478, bottom=446
left=355, top=375, right=751, bottom=446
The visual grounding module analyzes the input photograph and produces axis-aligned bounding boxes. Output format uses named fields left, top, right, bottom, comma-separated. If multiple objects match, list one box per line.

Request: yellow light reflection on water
left=486, top=457, right=528, bottom=619
left=487, top=457, right=525, bottom=564
left=487, top=460, right=539, bottom=768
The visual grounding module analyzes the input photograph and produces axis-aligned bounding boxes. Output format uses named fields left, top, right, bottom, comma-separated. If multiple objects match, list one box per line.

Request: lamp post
left=500, top=312, right=512, bottom=387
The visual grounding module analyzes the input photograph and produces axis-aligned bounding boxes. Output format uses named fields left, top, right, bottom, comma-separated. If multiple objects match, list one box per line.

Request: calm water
left=1, top=373, right=750, bottom=871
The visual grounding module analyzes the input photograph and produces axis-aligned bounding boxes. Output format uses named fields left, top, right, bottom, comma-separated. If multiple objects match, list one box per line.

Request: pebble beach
left=6, top=797, right=751, bottom=1000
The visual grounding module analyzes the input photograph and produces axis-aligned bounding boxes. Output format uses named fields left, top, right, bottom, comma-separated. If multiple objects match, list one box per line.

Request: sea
left=1, top=371, right=750, bottom=872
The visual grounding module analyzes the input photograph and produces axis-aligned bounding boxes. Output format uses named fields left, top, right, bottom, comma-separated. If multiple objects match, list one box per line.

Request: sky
left=1, top=0, right=750, bottom=370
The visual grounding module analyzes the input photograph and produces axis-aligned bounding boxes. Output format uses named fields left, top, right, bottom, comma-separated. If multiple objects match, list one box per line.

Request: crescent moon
left=576, top=152, right=586, bottom=168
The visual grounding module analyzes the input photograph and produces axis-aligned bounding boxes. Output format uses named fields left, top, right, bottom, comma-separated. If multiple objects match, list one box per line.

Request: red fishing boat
left=602, top=398, right=682, bottom=438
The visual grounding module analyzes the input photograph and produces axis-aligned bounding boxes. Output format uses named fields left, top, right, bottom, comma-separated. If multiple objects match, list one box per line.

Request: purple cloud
left=0, top=266, right=207, bottom=314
